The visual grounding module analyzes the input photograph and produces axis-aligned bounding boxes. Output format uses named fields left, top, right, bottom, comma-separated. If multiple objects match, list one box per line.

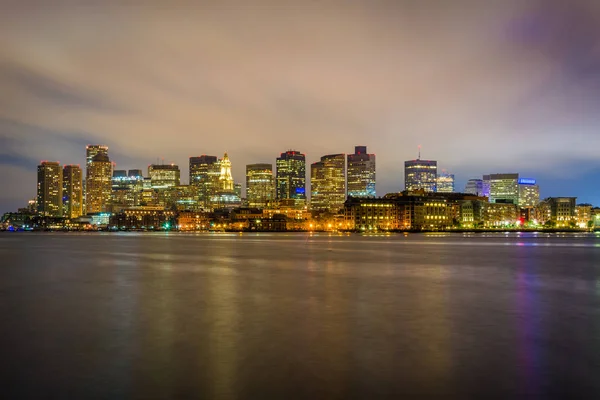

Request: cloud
left=1, top=0, right=600, bottom=212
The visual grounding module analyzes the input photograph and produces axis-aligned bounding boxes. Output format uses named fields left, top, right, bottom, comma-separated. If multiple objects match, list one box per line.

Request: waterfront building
left=465, top=179, right=484, bottom=197
left=344, top=197, right=399, bottom=231
left=86, top=153, right=112, bottom=213
left=482, top=202, right=519, bottom=227
left=576, top=204, right=593, bottom=228
left=63, top=165, right=83, bottom=218
left=110, top=206, right=175, bottom=230
left=148, top=164, right=180, bottom=189
left=246, top=164, right=276, bottom=208
left=276, top=150, right=306, bottom=208
left=547, top=197, right=577, bottom=227
left=404, top=159, right=437, bottom=192
left=311, top=154, right=346, bottom=213
left=518, top=178, right=540, bottom=208
left=488, top=173, right=519, bottom=204
left=37, top=161, right=63, bottom=217
left=347, top=146, right=376, bottom=198
left=436, top=172, right=455, bottom=193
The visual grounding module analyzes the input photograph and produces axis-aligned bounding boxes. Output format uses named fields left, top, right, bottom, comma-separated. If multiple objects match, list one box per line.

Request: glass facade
left=347, top=146, right=376, bottom=198
left=37, top=161, right=63, bottom=217
left=488, top=173, right=519, bottom=204
left=436, top=173, right=455, bottom=193
left=311, top=154, right=346, bottom=213
left=276, top=150, right=306, bottom=207
left=465, top=179, right=484, bottom=196
left=404, top=159, right=437, bottom=192
left=63, top=165, right=83, bottom=218
left=518, top=180, right=540, bottom=208
left=148, top=164, right=181, bottom=189
left=246, top=164, right=275, bottom=208
left=86, top=154, right=112, bottom=213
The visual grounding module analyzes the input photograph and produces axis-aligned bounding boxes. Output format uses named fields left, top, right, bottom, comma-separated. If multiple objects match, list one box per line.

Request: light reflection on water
left=2, top=232, right=600, bottom=398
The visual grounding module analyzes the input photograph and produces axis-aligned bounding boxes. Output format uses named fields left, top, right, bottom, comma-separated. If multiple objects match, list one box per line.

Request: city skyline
left=3, top=1, right=600, bottom=213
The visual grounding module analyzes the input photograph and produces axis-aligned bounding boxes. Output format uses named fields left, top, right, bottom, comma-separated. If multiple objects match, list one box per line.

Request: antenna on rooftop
left=418, top=145, right=421, bottom=160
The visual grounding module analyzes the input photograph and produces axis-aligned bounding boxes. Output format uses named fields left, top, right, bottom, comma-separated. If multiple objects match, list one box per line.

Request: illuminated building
left=347, top=146, right=376, bottom=198
left=436, top=172, right=455, bottom=193
left=86, top=145, right=108, bottom=166
left=465, top=179, right=484, bottom=197
left=148, top=164, right=180, bottom=189
left=189, top=156, right=219, bottom=207
left=276, top=150, right=306, bottom=207
left=518, top=178, right=540, bottom=208
left=344, top=197, right=399, bottom=231
left=111, top=169, right=144, bottom=210
left=37, top=161, right=63, bottom=217
left=404, top=158, right=437, bottom=192
left=482, top=175, right=491, bottom=198
left=576, top=204, right=593, bottom=228
left=86, top=153, right=112, bottom=213
left=311, top=154, right=346, bottom=213
left=63, top=165, right=83, bottom=218
left=488, top=173, right=519, bottom=204
left=211, top=153, right=241, bottom=209
left=163, top=185, right=200, bottom=211
left=109, top=206, right=175, bottom=230
left=483, top=202, right=519, bottom=227
left=246, top=164, right=275, bottom=208
left=546, top=197, right=577, bottom=226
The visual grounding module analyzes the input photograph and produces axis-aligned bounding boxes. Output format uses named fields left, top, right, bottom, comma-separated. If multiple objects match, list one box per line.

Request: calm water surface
left=2, top=232, right=600, bottom=398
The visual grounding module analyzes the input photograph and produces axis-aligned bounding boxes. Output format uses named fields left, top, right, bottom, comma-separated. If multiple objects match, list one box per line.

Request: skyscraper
left=436, top=172, right=455, bottom=193
left=63, top=165, right=83, bottom=218
left=518, top=178, right=540, bottom=208
left=488, top=173, right=519, bottom=204
left=111, top=169, right=143, bottom=209
left=310, top=154, right=346, bottom=213
left=86, top=153, right=112, bottom=213
left=37, top=161, right=63, bottom=217
left=347, top=146, right=376, bottom=198
left=276, top=150, right=306, bottom=207
left=148, top=164, right=180, bottom=189
left=465, top=179, right=484, bottom=196
left=211, top=152, right=241, bottom=209
left=189, top=156, right=219, bottom=207
left=405, top=159, right=437, bottom=192
left=86, top=145, right=108, bottom=166
left=246, top=164, right=275, bottom=208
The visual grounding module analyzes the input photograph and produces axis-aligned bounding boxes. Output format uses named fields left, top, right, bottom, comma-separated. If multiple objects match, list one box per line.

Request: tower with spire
left=219, top=152, right=234, bottom=192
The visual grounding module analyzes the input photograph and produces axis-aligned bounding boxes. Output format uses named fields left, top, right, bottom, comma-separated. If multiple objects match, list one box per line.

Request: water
left=2, top=232, right=600, bottom=398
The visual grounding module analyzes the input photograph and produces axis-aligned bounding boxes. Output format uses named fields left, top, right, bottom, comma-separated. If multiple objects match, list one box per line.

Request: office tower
left=128, top=169, right=143, bottom=178
left=111, top=169, right=143, bottom=209
left=310, top=154, right=346, bottom=213
left=86, top=145, right=109, bottom=166
left=276, top=150, right=306, bottom=207
left=234, top=183, right=242, bottom=199
left=63, top=165, right=83, bottom=218
left=189, top=155, right=219, bottom=206
left=465, top=179, right=484, bottom=196
left=37, top=161, right=63, bottom=217
left=148, top=164, right=180, bottom=189
left=347, top=146, right=376, bottom=198
left=86, top=153, right=112, bottom=213
left=518, top=178, right=540, bottom=208
left=246, top=164, right=275, bottom=208
left=482, top=175, right=491, bottom=198
left=405, top=158, right=437, bottom=192
left=436, top=172, right=455, bottom=193
left=488, top=173, right=519, bottom=204
left=211, top=152, right=241, bottom=209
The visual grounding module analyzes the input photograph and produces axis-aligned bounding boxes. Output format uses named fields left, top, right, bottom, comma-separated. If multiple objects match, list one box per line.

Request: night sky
left=2, top=0, right=600, bottom=213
